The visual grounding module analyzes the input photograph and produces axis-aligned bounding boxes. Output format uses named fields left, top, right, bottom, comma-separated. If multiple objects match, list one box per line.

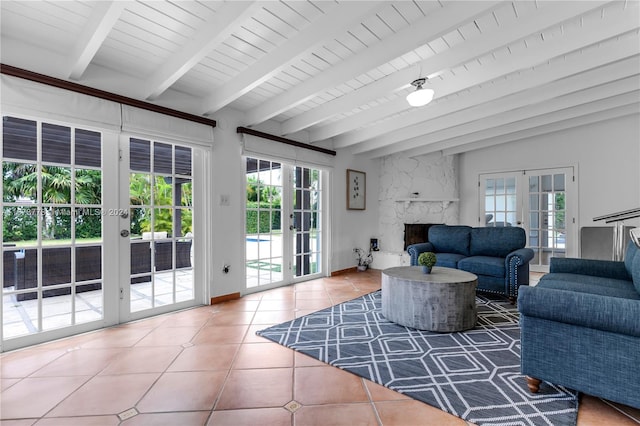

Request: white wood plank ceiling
left=1, top=1, right=639, bottom=158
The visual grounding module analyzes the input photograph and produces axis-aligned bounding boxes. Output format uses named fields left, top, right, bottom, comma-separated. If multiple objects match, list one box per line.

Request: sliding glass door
left=245, top=157, right=324, bottom=290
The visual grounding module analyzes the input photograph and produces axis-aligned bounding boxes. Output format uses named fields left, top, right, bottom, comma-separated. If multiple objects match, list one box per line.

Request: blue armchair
left=518, top=240, right=640, bottom=409
left=407, top=225, right=534, bottom=300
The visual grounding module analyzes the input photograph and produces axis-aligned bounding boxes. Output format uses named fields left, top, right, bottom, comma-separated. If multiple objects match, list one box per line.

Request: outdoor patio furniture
left=7, top=240, right=192, bottom=300
left=9, top=247, right=102, bottom=301
left=3, top=247, right=17, bottom=288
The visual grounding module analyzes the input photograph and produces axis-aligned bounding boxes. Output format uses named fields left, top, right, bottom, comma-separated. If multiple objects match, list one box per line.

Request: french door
left=1, top=115, right=205, bottom=351
left=480, top=167, right=575, bottom=272
left=244, top=157, right=324, bottom=290
left=119, top=137, right=203, bottom=322
left=1, top=116, right=113, bottom=350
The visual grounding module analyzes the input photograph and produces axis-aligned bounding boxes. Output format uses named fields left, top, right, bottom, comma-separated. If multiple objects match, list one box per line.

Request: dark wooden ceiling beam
left=1, top=64, right=216, bottom=128
left=237, top=126, right=336, bottom=156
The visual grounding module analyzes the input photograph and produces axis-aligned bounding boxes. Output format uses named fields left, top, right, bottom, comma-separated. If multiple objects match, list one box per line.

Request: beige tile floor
left=1, top=269, right=639, bottom=425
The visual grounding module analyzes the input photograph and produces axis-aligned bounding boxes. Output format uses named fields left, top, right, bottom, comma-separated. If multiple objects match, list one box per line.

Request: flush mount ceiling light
left=406, top=78, right=435, bottom=107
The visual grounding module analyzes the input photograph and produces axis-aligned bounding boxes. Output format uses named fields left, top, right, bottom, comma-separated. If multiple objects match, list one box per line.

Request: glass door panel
left=126, top=138, right=194, bottom=315
left=480, top=167, right=573, bottom=272
left=245, top=159, right=283, bottom=288
left=527, top=171, right=567, bottom=268
left=2, top=116, right=104, bottom=344
left=483, top=176, right=518, bottom=227
left=293, top=166, right=322, bottom=278
left=245, top=158, right=323, bottom=290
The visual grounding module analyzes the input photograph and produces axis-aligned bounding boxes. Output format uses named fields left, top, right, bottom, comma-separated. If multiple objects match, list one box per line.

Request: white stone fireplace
left=371, top=152, right=459, bottom=269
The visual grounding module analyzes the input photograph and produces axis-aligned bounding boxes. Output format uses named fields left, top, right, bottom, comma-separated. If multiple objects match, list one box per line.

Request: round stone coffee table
left=381, top=266, right=478, bottom=332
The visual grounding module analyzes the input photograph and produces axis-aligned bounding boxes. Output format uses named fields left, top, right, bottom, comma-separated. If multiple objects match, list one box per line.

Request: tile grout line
left=361, top=377, right=384, bottom=426
left=130, top=305, right=232, bottom=424
left=2, top=271, right=638, bottom=425
left=209, top=295, right=262, bottom=417
left=601, top=398, right=640, bottom=424
left=7, top=331, right=128, bottom=421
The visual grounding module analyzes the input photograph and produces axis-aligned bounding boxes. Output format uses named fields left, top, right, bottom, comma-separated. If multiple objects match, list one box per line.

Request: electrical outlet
left=220, top=194, right=230, bottom=206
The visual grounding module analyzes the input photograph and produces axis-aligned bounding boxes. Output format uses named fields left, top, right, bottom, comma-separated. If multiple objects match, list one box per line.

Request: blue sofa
left=518, top=240, right=640, bottom=409
left=407, top=225, right=534, bottom=300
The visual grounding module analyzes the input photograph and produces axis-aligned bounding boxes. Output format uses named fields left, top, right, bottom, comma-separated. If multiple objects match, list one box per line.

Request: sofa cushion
left=624, top=242, right=640, bottom=294
left=624, top=241, right=637, bottom=277
left=539, top=272, right=627, bottom=287
left=429, top=225, right=471, bottom=256
left=458, top=256, right=505, bottom=278
left=550, top=257, right=630, bottom=280
left=470, top=227, right=526, bottom=257
left=518, top=285, right=640, bottom=337
left=434, top=253, right=467, bottom=269
left=537, top=275, right=640, bottom=300
left=632, top=247, right=640, bottom=295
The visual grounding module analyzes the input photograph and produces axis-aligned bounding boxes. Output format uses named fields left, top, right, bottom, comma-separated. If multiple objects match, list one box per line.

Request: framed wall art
left=347, top=169, right=366, bottom=210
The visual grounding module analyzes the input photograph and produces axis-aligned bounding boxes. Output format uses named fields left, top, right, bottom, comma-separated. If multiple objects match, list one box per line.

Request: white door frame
left=1, top=119, right=119, bottom=351
left=1, top=119, right=210, bottom=352
left=117, top=134, right=207, bottom=324
left=478, top=166, right=577, bottom=272
left=243, top=158, right=327, bottom=294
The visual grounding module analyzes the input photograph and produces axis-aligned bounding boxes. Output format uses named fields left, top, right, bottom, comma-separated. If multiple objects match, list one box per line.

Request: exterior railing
left=593, top=208, right=640, bottom=261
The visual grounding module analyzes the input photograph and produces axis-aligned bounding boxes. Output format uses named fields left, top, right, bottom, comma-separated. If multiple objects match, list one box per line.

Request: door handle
left=120, top=230, right=130, bottom=237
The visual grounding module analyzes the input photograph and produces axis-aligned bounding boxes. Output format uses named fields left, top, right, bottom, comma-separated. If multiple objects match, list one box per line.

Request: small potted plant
left=353, top=247, right=373, bottom=271
left=418, top=252, right=437, bottom=274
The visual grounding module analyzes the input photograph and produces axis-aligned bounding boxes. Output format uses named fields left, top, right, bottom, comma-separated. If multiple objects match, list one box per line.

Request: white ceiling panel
left=108, top=20, right=179, bottom=54
left=376, top=4, right=410, bottom=32
left=225, top=34, right=268, bottom=60
left=258, top=2, right=306, bottom=35
left=1, top=2, right=86, bottom=49
left=122, top=3, right=195, bottom=43
left=0, top=0, right=637, bottom=158
left=395, top=1, right=435, bottom=24
left=213, top=42, right=257, bottom=69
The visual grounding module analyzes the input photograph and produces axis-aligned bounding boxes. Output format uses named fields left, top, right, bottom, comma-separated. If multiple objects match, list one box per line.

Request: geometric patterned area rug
left=257, top=290, right=578, bottom=426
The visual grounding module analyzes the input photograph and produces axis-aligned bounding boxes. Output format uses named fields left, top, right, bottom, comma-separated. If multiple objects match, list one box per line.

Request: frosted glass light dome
left=406, top=86, right=435, bottom=107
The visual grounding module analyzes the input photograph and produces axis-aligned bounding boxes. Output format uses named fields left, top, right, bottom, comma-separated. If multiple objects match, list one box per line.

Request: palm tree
left=3, top=162, right=38, bottom=201
left=2, top=162, right=102, bottom=240
left=128, top=173, right=193, bottom=236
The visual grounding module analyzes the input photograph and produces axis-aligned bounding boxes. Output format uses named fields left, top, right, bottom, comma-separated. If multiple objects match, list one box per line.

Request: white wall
left=209, top=109, right=246, bottom=298
left=458, top=114, right=640, bottom=238
left=208, top=113, right=381, bottom=296
left=330, top=150, right=380, bottom=271
left=162, top=111, right=640, bottom=298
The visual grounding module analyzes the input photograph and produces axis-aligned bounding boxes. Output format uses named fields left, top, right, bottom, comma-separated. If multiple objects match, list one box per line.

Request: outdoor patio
left=246, top=234, right=284, bottom=288
left=2, top=269, right=194, bottom=340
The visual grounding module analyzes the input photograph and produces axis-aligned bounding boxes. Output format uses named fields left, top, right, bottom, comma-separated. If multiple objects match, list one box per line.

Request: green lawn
left=5, top=237, right=103, bottom=248
left=246, top=260, right=282, bottom=272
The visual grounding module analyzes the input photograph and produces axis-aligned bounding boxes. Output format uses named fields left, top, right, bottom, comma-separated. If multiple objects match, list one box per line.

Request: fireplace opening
left=404, top=223, right=441, bottom=250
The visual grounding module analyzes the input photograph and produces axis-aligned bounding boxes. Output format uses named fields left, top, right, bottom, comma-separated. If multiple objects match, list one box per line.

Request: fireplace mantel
left=395, top=198, right=459, bottom=209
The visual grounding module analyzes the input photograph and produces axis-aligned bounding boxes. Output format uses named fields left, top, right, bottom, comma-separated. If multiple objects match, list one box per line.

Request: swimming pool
left=246, top=237, right=270, bottom=243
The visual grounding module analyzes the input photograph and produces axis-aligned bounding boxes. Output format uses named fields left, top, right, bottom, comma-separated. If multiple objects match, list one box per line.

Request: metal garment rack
left=593, top=208, right=640, bottom=261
